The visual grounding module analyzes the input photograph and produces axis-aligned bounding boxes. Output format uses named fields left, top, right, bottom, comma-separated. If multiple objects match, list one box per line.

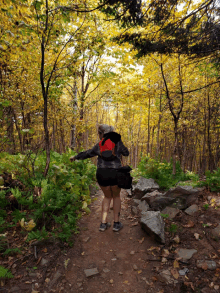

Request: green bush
left=136, top=156, right=194, bottom=189
left=0, top=149, right=96, bottom=243
left=199, top=168, right=220, bottom=191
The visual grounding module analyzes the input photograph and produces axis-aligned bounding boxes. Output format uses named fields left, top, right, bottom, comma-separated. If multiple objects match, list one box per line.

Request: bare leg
left=111, top=185, right=121, bottom=222
left=100, top=186, right=112, bottom=223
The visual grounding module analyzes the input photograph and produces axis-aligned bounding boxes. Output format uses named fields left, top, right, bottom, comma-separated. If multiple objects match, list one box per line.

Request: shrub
left=136, top=156, right=190, bottom=189
left=0, top=149, right=96, bottom=243
left=199, top=168, right=220, bottom=191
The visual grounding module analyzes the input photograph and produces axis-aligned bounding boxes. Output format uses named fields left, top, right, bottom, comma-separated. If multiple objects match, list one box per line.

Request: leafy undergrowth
left=0, top=150, right=97, bottom=279
left=133, top=156, right=220, bottom=192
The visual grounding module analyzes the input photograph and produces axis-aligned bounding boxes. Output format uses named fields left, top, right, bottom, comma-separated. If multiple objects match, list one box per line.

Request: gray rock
left=164, top=186, right=200, bottom=197
left=179, top=268, right=189, bottom=276
left=40, top=258, right=49, bottom=266
left=133, top=177, right=159, bottom=199
left=125, top=189, right=132, bottom=197
left=141, top=190, right=163, bottom=201
left=133, top=199, right=141, bottom=206
left=161, top=207, right=180, bottom=219
left=140, top=211, right=165, bottom=243
left=197, top=260, right=216, bottom=270
left=84, top=268, right=99, bottom=277
left=49, top=271, right=62, bottom=288
left=176, top=248, right=197, bottom=261
left=148, top=196, right=176, bottom=210
left=163, top=186, right=200, bottom=209
left=211, top=224, right=220, bottom=239
left=158, top=270, right=176, bottom=284
left=185, top=204, right=199, bottom=215
left=138, top=201, right=149, bottom=212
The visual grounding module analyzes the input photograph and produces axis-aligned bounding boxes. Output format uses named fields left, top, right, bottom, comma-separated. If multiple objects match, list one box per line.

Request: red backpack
left=99, top=138, right=116, bottom=161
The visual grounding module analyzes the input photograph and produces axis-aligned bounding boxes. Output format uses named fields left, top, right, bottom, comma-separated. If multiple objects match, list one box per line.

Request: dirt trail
left=45, top=188, right=165, bottom=293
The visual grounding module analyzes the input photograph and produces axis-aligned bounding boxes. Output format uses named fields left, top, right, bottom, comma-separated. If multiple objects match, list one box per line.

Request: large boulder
left=138, top=201, right=150, bottom=213
left=132, top=177, right=159, bottom=199
left=144, top=195, right=176, bottom=211
left=164, top=186, right=200, bottom=197
left=161, top=207, right=180, bottom=219
left=163, top=186, right=200, bottom=210
left=140, top=211, right=165, bottom=243
left=141, top=190, right=163, bottom=202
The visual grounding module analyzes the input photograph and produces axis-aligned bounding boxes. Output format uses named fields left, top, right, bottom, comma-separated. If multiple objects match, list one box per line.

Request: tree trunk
left=147, top=96, right=151, bottom=154
left=70, top=79, right=77, bottom=150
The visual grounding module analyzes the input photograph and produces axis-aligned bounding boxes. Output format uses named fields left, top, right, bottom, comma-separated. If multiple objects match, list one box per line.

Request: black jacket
left=74, top=132, right=129, bottom=168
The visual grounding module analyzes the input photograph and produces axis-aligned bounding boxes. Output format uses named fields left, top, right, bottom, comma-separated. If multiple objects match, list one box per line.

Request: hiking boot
left=99, top=222, right=111, bottom=232
left=113, top=222, right=123, bottom=232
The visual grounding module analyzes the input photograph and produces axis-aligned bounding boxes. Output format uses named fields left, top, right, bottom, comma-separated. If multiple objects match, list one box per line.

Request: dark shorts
left=96, top=168, right=118, bottom=187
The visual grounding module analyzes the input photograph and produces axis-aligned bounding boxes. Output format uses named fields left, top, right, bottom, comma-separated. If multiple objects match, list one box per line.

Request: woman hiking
left=70, top=124, right=129, bottom=232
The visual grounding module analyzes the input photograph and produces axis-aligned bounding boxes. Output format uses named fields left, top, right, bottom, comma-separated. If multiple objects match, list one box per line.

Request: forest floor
left=2, top=187, right=220, bottom=293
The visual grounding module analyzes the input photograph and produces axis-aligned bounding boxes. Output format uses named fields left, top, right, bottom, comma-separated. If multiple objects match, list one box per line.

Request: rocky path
left=41, top=188, right=166, bottom=293
left=5, top=184, right=220, bottom=293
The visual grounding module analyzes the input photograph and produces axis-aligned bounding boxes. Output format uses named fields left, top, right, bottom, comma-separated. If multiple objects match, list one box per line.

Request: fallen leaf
left=184, top=282, right=195, bottom=291
left=201, top=263, right=208, bottom=270
left=194, top=233, right=200, bottom=240
left=152, top=276, right=157, bottom=281
left=131, top=221, right=139, bottom=226
left=171, top=268, right=179, bottom=279
left=19, top=218, right=36, bottom=231
left=161, top=249, right=169, bottom=257
left=81, top=252, right=85, bottom=256
left=183, top=220, right=195, bottom=228
left=148, top=246, right=158, bottom=251
left=211, top=253, right=218, bottom=259
left=42, top=248, right=47, bottom=253
left=138, top=270, right=142, bottom=274
left=173, top=259, right=179, bottom=268
left=173, top=235, right=180, bottom=243
left=123, top=280, right=130, bottom=285
left=138, top=237, right=145, bottom=244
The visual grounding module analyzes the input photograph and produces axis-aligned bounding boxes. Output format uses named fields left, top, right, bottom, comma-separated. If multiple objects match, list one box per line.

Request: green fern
left=0, top=266, right=13, bottom=279
left=3, top=248, right=21, bottom=256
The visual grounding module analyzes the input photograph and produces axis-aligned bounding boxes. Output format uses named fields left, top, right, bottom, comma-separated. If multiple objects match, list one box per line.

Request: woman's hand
left=70, top=156, right=76, bottom=162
